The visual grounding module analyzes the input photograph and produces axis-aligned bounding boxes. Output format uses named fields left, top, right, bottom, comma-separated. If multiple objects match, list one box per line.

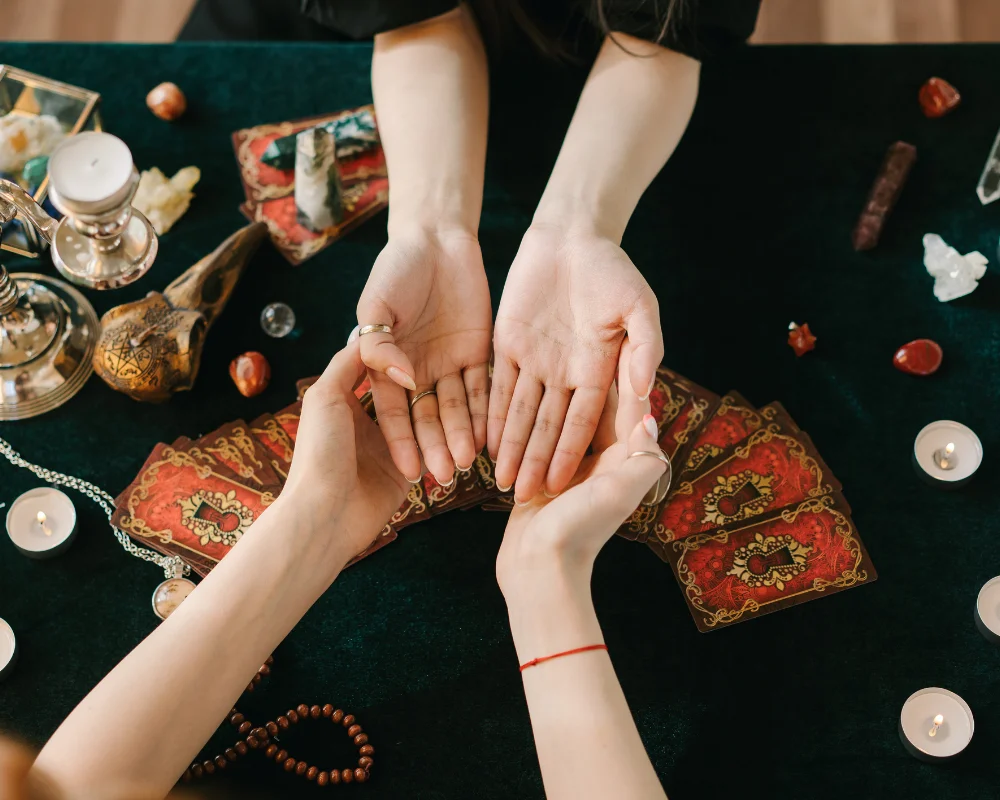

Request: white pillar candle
left=5, top=487, right=78, bottom=558
left=47, top=131, right=133, bottom=204
left=975, top=576, right=1000, bottom=644
left=913, top=420, right=982, bottom=488
left=0, top=618, right=16, bottom=682
left=899, top=688, right=974, bottom=762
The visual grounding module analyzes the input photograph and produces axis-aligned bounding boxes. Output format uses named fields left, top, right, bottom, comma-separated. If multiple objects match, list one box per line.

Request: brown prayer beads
left=181, top=655, right=375, bottom=786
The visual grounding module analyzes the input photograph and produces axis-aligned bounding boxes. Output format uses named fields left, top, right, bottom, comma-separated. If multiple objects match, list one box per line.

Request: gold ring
left=627, top=450, right=672, bottom=506
left=358, top=323, right=391, bottom=336
left=409, top=389, right=437, bottom=409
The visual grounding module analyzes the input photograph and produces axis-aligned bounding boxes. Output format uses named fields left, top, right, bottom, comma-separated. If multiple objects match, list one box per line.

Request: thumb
left=356, top=297, right=417, bottom=391
left=624, top=289, right=663, bottom=401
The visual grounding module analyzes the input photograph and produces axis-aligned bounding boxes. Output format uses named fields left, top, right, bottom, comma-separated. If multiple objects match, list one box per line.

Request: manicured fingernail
left=407, top=475, right=423, bottom=485
left=639, top=374, right=655, bottom=401
left=386, top=366, right=416, bottom=391
left=439, top=474, right=456, bottom=488
left=543, top=489, right=559, bottom=499
left=643, top=414, right=658, bottom=439
left=497, top=482, right=512, bottom=493
left=514, top=497, right=531, bottom=507
left=347, top=324, right=360, bottom=343
left=457, top=464, right=474, bottom=474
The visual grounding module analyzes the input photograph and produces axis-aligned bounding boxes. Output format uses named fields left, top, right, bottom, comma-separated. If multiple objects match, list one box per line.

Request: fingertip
left=386, top=366, right=417, bottom=391
left=347, top=324, right=360, bottom=343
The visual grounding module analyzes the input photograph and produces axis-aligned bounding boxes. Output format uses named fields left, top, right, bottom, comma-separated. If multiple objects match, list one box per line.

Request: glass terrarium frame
left=0, top=65, right=102, bottom=258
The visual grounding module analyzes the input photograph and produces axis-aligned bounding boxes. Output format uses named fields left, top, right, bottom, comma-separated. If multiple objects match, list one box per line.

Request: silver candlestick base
left=0, top=133, right=159, bottom=419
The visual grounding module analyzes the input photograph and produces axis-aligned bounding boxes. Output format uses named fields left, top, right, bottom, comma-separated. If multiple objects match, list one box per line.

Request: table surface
left=1, top=41, right=999, bottom=800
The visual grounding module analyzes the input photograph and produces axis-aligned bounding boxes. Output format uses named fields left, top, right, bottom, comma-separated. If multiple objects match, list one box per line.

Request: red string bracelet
left=519, top=644, right=608, bottom=672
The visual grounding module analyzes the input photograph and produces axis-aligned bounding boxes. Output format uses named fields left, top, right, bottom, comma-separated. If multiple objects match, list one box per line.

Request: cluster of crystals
left=133, top=166, right=200, bottom=235
left=0, top=113, right=64, bottom=174
left=923, top=233, right=987, bottom=302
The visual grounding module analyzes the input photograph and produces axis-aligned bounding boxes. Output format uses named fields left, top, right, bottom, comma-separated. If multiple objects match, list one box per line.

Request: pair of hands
left=355, top=223, right=663, bottom=503
left=286, top=334, right=666, bottom=589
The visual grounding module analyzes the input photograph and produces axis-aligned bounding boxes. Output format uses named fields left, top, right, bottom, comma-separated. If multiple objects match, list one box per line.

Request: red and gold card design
left=680, top=392, right=762, bottom=477
left=663, top=494, right=875, bottom=631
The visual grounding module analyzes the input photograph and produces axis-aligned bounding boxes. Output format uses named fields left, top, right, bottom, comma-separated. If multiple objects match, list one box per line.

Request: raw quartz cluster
left=133, top=166, right=201, bottom=234
left=0, top=113, right=64, bottom=173
left=923, top=233, right=987, bottom=302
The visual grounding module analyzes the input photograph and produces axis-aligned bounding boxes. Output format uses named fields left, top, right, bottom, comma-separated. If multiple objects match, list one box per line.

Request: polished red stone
left=787, top=322, right=816, bottom=357
left=893, top=339, right=942, bottom=376
left=919, top=77, right=961, bottom=118
left=229, top=351, right=271, bottom=397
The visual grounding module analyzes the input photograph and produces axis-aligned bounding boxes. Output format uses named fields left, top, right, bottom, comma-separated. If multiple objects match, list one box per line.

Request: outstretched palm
left=358, top=232, right=492, bottom=483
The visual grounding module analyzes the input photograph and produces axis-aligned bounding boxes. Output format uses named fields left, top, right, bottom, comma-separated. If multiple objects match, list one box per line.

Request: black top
left=181, top=0, right=759, bottom=60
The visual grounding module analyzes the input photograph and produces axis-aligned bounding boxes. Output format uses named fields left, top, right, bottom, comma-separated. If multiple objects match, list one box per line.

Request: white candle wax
left=5, top=487, right=77, bottom=558
left=976, top=576, right=1000, bottom=641
left=47, top=131, right=133, bottom=204
left=913, top=420, right=982, bottom=484
left=0, top=618, right=16, bottom=681
left=900, top=688, right=974, bottom=761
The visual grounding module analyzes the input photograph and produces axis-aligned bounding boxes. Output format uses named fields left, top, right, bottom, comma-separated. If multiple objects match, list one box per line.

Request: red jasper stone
left=893, top=339, right=942, bottom=376
left=787, top=322, right=816, bottom=357
left=919, top=77, right=960, bottom=118
left=229, top=351, right=271, bottom=397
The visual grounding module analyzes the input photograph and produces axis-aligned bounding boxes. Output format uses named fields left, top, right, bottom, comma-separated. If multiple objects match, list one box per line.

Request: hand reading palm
left=357, top=233, right=492, bottom=484
left=489, top=225, right=663, bottom=502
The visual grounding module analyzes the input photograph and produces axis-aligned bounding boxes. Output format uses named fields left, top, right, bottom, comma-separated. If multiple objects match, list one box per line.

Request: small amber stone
left=354, top=768, right=368, bottom=783
left=331, top=709, right=344, bottom=723
left=229, top=351, right=271, bottom=398
left=203, top=761, right=215, bottom=775
left=265, top=744, right=278, bottom=759
left=317, top=771, right=329, bottom=786
left=266, top=721, right=278, bottom=736
left=287, top=710, right=299, bottom=723
left=358, top=756, right=373, bottom=769
left=297, top=704, right=310, bottom=717
left=310, top=705, right=322, bottom=719
left=275, top=749, right=288, bottom=763
left=284, top=757, right=296, bottom=772
left=893, top=338, right=942, bottom=376
left=307, top=766, right=318, bottom=781
left=246, top=736, right=260, bottom=749
left=322, top=704, right=334, bottom=717
left=214, top=756, right=227, bottom=769
left=787, top=322, right=817, bottom=357
left=342, top=714, right=355, bottom=727
left=359, top=744, right=374, bottom=756
left=225, top=748, right=238, bottom=762
left=919, top=77, right=961, bottom=118
left=342, top=769, right=354, bottom=784
left=238, top=721, right=251, bottom=734
left=192, top=765, right=204, bottom=778
left=296, top=761, right=308, bottom=776
left=230, top=712, right=244, bottom=726
left=253, top=727, right=267, bottom=740
left=348, top=724, right=362, bottom=737
left=235, top=742, right=248, bottom=756
left=146, top=82, right=187, bottom=121
left=277, top=716, right=290, bottom=729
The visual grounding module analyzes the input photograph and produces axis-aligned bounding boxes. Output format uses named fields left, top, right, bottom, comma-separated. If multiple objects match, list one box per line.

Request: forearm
left=373, top=5, right=488, bottom=237
left=534, top=34, right=700, bottom=243
left=32, top=496, right=355, bottom=799
left=506, top=565, right=667, bottom=800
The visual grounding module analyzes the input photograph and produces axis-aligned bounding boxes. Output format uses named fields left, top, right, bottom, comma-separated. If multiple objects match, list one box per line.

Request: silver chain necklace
left=1, top=435, right=194, bottom=617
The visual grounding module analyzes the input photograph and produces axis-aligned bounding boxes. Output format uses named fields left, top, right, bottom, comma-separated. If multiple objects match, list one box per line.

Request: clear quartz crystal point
left=976, top=126, right=1000, bottom=205
left=260, top=302, right=296, bottom=338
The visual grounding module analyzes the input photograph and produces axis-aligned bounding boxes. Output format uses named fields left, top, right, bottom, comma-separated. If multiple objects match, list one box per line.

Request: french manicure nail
left=457, top=464, right=474, bottom=474
left=514, top=497, right=530, bottom=507
left=542, top=489, right=559, bottom=499
left=386, top=366, right=417, bottom=391
left=347, top=324, right=360, bottom=343
left=639, top=374, right=655, bottom=401
left=643, top=414, right=657, bottom=439
left=497, top=482, right=512, bottom=493
left=407, top=475, right=423, bottom=485
left=439, top=475, right=456, bottom=488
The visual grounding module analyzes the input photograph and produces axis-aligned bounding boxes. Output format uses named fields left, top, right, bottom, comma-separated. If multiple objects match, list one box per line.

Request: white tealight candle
left=5, top=487, right=78, bottom=559
left=47, top=131, right=134, bottom=205
left=0, top=618, right=16, bottom=682
left=913, top=420, right=982, bottom=488
left=975, top=576, right=1000, bottom=645
left=899, top=688, right=974, bottom=762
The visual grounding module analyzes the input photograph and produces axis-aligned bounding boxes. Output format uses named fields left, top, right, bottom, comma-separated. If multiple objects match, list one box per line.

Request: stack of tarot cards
left=113, top=367, right=875, bottom=631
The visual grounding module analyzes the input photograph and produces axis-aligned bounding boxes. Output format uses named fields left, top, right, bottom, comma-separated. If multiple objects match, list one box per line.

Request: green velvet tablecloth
left=1, top=41, right=999, bottom=799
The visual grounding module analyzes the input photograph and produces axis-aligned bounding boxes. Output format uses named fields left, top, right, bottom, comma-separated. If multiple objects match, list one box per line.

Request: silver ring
left=409, top=389, right=437, bottom=409
left=358, top=323, right=391, bottom=336
left=627, top=450, right=672, bottom=506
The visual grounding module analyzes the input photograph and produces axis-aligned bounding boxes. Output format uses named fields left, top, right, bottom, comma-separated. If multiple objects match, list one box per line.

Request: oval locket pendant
left=152, top=577, right=196, bottom=620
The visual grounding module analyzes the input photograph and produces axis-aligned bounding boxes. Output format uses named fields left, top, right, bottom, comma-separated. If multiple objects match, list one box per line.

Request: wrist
left=529, top=198, right=624, bottom=245
left=387, top=186, right=481, bottom=242
left=261, top=492, right=354, bottom=572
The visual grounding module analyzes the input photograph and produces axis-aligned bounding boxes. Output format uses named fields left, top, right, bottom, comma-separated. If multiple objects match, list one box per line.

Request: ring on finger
left=409, top=389, right=437, bottom=410
left=359, top=323, right=392, bottom=336
left=627, top=450, right=673, bottom=506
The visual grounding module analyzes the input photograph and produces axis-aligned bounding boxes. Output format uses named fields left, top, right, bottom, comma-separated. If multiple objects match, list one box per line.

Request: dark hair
left=470, top=0, right=685, bottom=60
